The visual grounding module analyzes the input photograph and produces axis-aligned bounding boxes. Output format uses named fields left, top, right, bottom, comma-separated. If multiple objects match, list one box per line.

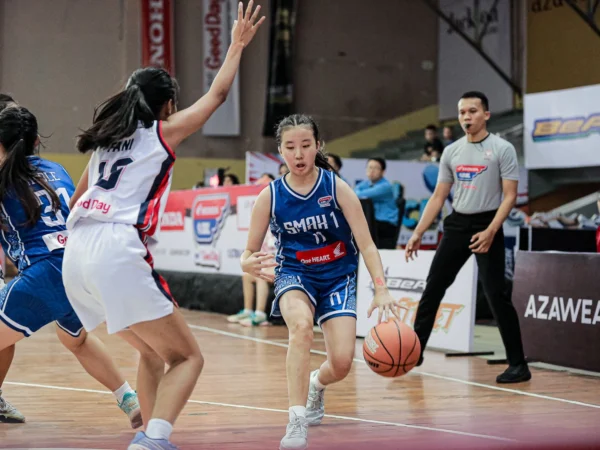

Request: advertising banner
left=512, top=250, right=600, bottom=372
left=263, top=0, right=296, bottom=136
left=524, top=84, right=600, bottom=169
left=141, top=0, right=175, bottom=74
left=202, top=0, right=241, bottom=136
left=356, top=250, right=478, bottom=352
left=154, top=184, right=265, bottom=275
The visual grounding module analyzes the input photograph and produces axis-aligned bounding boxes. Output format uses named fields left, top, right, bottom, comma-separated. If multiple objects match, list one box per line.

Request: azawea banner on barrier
left=512, top=250, right=600, bottom=372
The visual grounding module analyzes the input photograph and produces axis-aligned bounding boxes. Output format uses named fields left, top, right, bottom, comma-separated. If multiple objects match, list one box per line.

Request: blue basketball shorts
left=271, top=271, right=357, bottom=326
left=0, top=256, right=83, bottom=337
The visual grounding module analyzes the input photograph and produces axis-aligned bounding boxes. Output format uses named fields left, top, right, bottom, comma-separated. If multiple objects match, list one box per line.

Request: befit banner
left=512, top=251, right=600, bottom=372
left=355, top=250, right=478, bottom=352
left=202, top=0, right=241, bottom=136
left=524, top=84, right=600, bottom=169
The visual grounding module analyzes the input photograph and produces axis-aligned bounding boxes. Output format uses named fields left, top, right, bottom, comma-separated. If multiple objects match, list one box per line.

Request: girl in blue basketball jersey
left=0, top=104, right=152, bottom=428
left=241, top=114, right=402, bottom=450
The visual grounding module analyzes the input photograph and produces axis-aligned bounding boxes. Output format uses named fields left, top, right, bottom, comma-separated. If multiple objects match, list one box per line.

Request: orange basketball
left=362, top=318, right=421, bottom=377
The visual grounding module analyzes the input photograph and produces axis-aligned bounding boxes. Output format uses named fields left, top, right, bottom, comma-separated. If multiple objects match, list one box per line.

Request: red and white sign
left=153, top=184, right=265, bottom=275
left=245, top=152, right=284, bottom=185
left=202, top=0, right=240, bottom=136
left=296, top=241, right=347, bottom=265
left=141, top=0, right=175, bottom=75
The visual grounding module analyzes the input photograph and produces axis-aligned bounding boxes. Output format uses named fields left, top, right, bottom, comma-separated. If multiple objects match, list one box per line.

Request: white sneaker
left=279, top=413, right=308, bottom=450
left=227, top=310, right=251, bottom=323
left=0, top=389, right=25, bottom=423
left=305, top=370, right=325, bottom=426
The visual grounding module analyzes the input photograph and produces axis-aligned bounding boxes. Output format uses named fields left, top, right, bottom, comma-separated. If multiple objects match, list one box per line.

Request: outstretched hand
left=231, top=1, right=266, bottom=48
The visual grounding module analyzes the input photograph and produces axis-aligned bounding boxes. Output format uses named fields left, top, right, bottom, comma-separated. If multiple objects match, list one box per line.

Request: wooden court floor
left=1, top=309, right=600, bottom=449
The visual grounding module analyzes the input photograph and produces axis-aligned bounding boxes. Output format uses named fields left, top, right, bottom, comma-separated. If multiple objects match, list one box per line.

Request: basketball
left=362, top=318, right=421, bottom=377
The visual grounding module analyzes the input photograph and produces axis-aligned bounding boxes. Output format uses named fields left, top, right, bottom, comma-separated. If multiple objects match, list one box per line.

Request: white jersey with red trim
left=67, top=121, right=175, bottom=240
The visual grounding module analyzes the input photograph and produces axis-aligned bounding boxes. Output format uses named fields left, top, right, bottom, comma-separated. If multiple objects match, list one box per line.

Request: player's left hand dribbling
left=469, top=228, right=495, bottom=253
left=367, top=292, right=403, bottom=324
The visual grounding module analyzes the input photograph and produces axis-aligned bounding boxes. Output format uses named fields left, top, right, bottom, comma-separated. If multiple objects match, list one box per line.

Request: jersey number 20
left=96, top=158, right=134, bottom=190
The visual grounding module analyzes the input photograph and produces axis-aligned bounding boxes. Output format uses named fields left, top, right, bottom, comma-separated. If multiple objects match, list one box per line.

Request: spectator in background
left=279, top=163, right=288, bottom=177
left=228, top=217, right=277, bottom=328
left=255, top=173, right=275, bottom=185
left=423, top=138, right=444, bottom=162
left=424, top=124, right=438, bottom=145
left=228, top=171, right=277, bottom=326
left=327, top=153, right=343, bottom=175
left=227, top=227, right=275, bottom=327
left=422, top=124, right=444, bottom=162
left=223, top=174, right=240, bottom=186
left=354, top=158, right=399, bottom=249
left=443, top=126, right=455, bottom=146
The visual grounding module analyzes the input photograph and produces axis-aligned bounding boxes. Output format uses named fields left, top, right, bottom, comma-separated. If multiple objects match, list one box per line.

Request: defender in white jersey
left=66, top=120, right=175, bottom=333
left=63, top=3, right=265, bottom=449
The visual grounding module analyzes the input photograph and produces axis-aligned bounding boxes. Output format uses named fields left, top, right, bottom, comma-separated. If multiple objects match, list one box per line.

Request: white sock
left=289, top=405, right=306, bottom=422
left=146, top=418, right=173, bottom=440
left=243, top=308, right=252, bottom=314
left=254, top=310, right=267, bottom=319
left=113, top=382, right=135, bottom=404
left=313, top=372, right=326, bottom=391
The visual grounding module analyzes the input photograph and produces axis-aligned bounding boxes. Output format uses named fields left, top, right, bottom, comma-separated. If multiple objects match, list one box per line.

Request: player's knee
left=164, top=341, right=204, bottom=375
left=288, top=318, right=313, bottom=346
left=329, top=354, right=353, bottom=380
left=58, top=329, right=86, bottom=354
left=139, top=347, right=165, bottom=372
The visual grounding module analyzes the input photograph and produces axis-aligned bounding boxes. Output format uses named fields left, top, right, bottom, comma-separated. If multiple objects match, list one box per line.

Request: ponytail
left=77, top=67, right=179, bottom=153
left=0, top=139, right=60, bottom=227
left=315, top=150, right=337, bottom=174
left=76, top=84, right=155, bottom=153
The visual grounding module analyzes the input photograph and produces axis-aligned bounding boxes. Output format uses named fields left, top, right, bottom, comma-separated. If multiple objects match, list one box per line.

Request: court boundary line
left=3, top=380, right=514, bottom=443
left=188, top=324, right=600, bottom=410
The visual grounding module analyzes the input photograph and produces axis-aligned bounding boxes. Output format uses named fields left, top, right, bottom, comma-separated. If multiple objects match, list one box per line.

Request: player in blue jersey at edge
left=0, top=101, right=148, bottom=428
left=241, top=114, right=402, bottom=450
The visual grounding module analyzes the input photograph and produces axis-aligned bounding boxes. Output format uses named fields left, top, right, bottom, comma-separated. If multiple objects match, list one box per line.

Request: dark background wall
left=0, top=0, right=438, bottom=159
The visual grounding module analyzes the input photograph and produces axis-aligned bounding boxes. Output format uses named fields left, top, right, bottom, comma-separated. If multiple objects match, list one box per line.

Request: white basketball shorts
left=62, top=220, right=175, bottom=334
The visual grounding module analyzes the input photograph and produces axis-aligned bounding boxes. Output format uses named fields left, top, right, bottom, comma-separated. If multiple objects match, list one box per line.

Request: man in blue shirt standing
left=354, top=158, right=399, bottom=249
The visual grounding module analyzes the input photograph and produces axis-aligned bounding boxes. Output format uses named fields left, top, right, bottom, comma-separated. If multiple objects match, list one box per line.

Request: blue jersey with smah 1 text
left=268, top=168, right=358, bottom=279
left=0, top=156, right=74, bottom=272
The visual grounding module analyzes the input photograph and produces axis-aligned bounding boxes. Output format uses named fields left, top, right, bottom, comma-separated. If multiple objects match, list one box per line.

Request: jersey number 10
left=96, top=158, right=134, bottom=191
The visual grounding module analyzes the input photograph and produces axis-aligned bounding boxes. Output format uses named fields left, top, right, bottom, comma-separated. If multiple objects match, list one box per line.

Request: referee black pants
left=413, top=210, right=526, bottom=366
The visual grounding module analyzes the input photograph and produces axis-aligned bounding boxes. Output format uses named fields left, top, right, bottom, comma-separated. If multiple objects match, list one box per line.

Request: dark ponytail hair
left=77, top=67, right=179, bottom=153
left=275, top=114, right=337, bottom=173
left=0, top=106, right=60, bottom=227
left=0, top=94, right=16, bottom=112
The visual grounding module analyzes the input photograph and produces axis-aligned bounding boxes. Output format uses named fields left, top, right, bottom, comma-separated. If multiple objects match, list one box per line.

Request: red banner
left=141, top=0, right=174, bottom=75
